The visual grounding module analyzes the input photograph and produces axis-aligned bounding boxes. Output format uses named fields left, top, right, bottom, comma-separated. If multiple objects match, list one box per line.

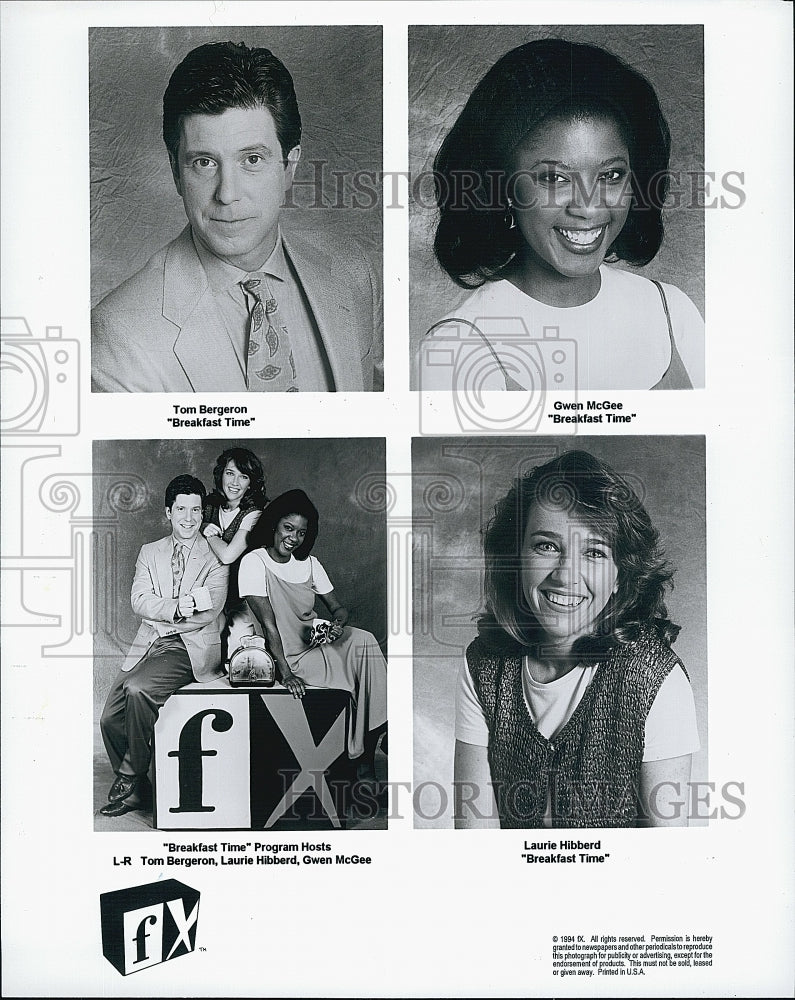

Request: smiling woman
left=454, top=450, right=700, bottom=829
left=417, top=38, right=704, bottom=391
left=201, top=447, right=268, bottom=662
left=236, top=489, right=388, bottom=784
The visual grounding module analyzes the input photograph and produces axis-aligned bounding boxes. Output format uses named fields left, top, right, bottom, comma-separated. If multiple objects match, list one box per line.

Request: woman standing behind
left=454, top=450, right=699, bottom=829
left=420, top=39, right=704, bottom=391
left=238, top=489, right=387, bottom=783
left=202, top=447, right=268, bottom=659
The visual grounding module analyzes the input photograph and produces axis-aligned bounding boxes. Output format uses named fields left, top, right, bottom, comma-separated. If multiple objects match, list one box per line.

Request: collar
left=192, top=228, right=290, bottom=294
left=171, top=536, right=197, bottom=555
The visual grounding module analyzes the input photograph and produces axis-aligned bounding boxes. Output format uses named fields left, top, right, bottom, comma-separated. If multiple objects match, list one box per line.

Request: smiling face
left=221, top=459, right=250, bottom=509
left=509, top=115, right=633, bottom=304
left=270, top=513, right=308, bottom=562
left=521, top=501, right=619, bottom=653
left=166, top=493, right=203, bottom=544
left=172, top=105, right=300, bottom=271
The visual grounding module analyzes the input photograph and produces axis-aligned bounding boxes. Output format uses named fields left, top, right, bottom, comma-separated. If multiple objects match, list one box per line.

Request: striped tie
left=242, top=273, right=298, bottom=392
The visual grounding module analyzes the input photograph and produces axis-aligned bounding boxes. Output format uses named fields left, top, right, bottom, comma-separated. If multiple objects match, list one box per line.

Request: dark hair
left=209, top=447, right=268, bottom=510
left=480, top=450, right=677, bottom=659
left=248, top=488, right=319, bottom=561
left=433, top=39, right=671, bottom=288
left=163, top=41, right=302, bottom=167
left=165, top=474, right=206, bottom=510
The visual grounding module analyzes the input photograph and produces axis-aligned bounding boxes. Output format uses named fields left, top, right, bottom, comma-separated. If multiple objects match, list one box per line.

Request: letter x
left=262, top=696, right=347, bottom=828
left=164, top=898, right=199, bottom=960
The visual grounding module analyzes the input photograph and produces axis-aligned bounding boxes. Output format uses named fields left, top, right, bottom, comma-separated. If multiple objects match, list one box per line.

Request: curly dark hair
left=433, top=39, right=671, bottom=288
left=208, top=447, right=268, bottom=511
left=248, top=488, right=319, bottom=561
left=479, top=450, right=677, bottom=659
left=163, top=40, right=301, bottom=170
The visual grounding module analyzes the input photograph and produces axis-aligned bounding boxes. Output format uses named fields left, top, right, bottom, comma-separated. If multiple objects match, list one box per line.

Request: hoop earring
left=504, top=198, right=516, bottom=230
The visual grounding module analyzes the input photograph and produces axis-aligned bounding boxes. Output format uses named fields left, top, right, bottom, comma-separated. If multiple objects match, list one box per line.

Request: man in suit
left=99, top=474, right=229, bottom=817
left=92, top=41, right=381, bottom=393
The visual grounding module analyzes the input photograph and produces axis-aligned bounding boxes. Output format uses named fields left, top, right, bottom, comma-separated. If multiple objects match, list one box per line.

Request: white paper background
left=1, top=1, right=792, bottom=996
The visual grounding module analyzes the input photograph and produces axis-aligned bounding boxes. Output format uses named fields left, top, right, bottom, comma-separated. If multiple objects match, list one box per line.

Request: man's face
left=172, top=105, right=299, bottom=271
left=166, top=493, right=203, bottom=544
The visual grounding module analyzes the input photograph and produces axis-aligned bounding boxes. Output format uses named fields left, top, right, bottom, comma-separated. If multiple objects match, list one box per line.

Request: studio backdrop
left=412, top=435, right=707, bottom=829
left=92, top=437, right=387, bottom=713
left=90, top=25, right=383, bottom=306
left=408, top=24, right=705, bottom=383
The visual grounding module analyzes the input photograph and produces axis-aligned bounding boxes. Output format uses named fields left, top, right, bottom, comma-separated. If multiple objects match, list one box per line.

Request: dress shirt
left=193, top=231, right=334, bottom=391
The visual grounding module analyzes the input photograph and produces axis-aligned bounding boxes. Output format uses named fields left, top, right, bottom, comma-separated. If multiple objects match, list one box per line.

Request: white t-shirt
left=419, top=266, right=704, bottom=391
left=455, top=657, right=700, bottom=763
left=238, top=550, right=334, bottom=598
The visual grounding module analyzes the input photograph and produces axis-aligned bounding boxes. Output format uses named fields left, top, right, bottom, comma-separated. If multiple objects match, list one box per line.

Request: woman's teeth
left=556, top=226, right=604, bottom=246
left=544, top=591, right=585, bottom=608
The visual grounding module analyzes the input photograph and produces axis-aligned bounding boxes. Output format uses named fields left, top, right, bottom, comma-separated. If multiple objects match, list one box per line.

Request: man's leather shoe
left=107, top=773, right=139, bottom=803
left=100, top=797, right=139, bottom=817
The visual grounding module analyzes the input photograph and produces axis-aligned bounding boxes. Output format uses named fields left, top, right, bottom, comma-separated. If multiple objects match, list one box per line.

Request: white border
left=1, top=2, right=793, bottom=996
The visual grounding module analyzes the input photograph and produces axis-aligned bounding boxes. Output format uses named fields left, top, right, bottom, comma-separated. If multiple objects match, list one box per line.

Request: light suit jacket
left=123, top=534, right=229, bottom=681
left=92, top=227, right=381, bottom=392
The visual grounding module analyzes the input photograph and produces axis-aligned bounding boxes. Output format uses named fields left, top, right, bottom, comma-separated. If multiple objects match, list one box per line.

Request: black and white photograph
left=2, top=1, right=793, bottom=996
left=412, top=437, right=707, bottom=829
left=92, top=438, right=388, bottom=831
left=411, top=25, right=706, bottom=392
left=89, top=26, right=383, bottom=393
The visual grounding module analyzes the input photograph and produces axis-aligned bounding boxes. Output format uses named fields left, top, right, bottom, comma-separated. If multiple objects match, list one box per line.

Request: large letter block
left=100, top=879, right=200, bottom=976
left=153, top=681, right=353, bottom=830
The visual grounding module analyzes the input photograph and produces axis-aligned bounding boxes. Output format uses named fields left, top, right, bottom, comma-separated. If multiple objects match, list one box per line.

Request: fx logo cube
left=100, top=879, right=200, bottom=975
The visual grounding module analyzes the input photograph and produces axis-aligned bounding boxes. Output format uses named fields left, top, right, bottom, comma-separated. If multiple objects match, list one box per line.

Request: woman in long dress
left=238, top=489, right=387, bottom=781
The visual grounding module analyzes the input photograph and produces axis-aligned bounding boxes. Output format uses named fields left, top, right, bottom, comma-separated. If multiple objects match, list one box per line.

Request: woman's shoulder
left=240, top=496, right=264, bottom=514
left=604, top=623, right=682, bottom=682
left=425, top=280, right=522, bottom=335
left=602, top=268, right=704, bottom=386
left=240, top=547, right=270, bottom=569
left=238, top=506, right=262, bottom=529
left=466, top=631, right=524, bottom=665
left=603, top=267, right=702, bottom=317
left=419, top=281, right=525, bottom=390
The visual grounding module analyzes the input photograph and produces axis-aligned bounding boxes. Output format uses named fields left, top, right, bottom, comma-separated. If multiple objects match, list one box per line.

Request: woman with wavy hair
left=202, top=447, right=268, bottom=660
left=454, top=450, right=699, bottom=828
left=420, top=39, right=704, bottom=391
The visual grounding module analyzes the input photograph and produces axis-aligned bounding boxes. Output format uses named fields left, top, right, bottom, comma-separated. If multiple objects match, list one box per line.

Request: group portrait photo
left=92, top=437, right=388, bottom=832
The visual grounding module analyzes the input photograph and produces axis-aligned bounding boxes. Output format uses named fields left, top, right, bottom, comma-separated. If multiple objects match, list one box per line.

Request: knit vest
left=202, top=495, right=260, bottom=606
left=467, top=624, right=680, bottom=829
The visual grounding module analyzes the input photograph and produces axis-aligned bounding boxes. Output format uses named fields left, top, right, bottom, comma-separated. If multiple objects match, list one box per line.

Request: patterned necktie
left=241, top=273, right=298, bottom=392
left=171, top=542, right=185, bottom=599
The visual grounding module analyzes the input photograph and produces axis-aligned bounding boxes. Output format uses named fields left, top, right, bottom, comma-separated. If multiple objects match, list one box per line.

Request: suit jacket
left=92, top=226, right=382, bottom=392
left=123, top=534, right=229, bottom=681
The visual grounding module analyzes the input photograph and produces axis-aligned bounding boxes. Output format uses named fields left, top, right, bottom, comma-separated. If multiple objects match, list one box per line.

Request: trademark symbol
left=199, top=947, right=207, bottom=952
